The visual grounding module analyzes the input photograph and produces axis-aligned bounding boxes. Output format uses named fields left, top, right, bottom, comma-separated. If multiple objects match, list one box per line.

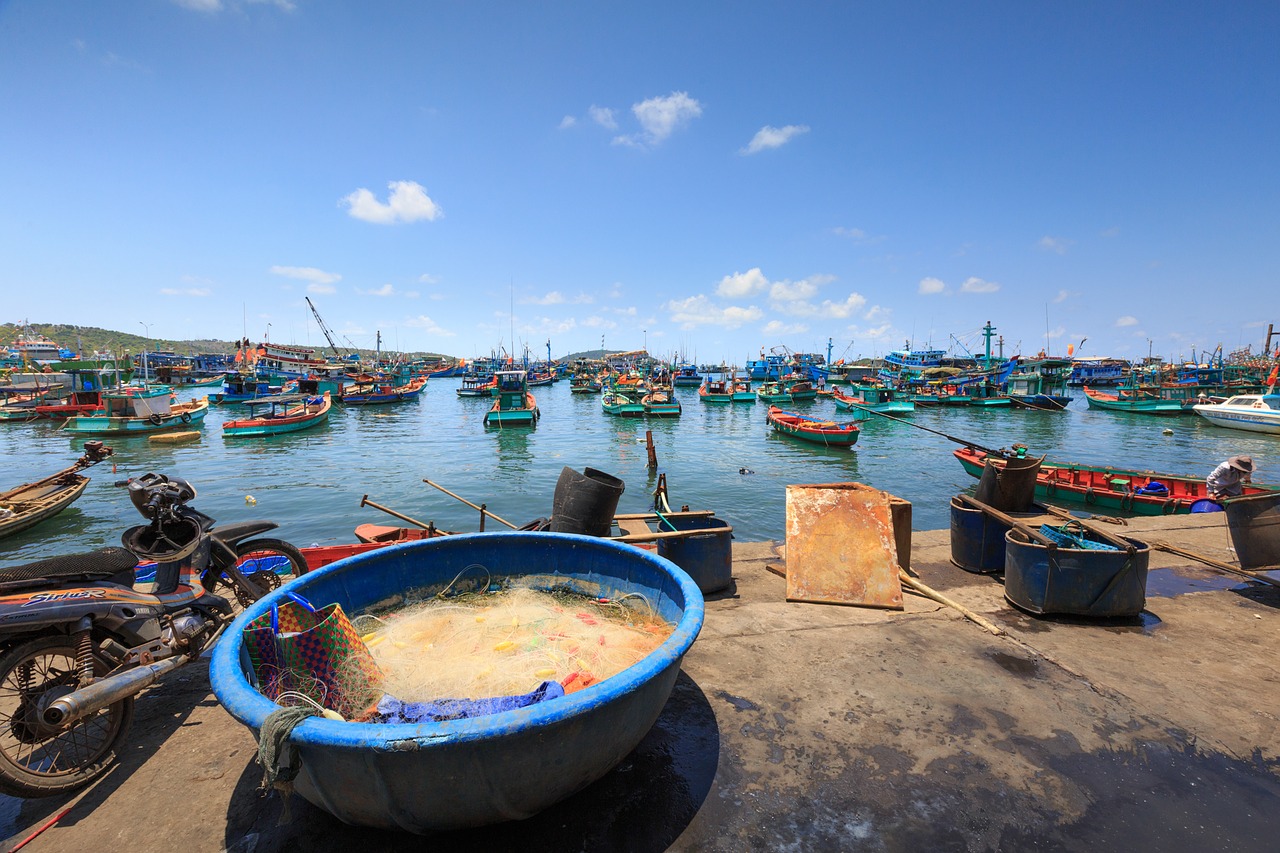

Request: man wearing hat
left=1207, top=455, right=1254, bottom=500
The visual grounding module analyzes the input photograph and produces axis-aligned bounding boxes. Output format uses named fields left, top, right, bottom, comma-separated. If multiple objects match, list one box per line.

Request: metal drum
left=1004, top=529, right=1150, bottom=617
left=949, top=496, right=1009, bottom=574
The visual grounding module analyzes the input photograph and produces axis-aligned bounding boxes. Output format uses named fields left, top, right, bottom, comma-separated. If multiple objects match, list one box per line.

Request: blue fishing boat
left=340, top=375, right=426, bottom=405
left=1006, top=358, right=1073, bottom=410
left=832, top=387, right=915, bottom=415
left=672, top=363, right=703, bottom=387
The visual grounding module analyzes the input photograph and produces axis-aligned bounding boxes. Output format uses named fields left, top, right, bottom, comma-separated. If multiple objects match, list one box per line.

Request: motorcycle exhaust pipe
left=42, top=655, right=189, bottom=728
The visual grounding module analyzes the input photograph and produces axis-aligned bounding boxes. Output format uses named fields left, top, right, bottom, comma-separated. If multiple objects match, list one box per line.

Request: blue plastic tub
left=1003, top=528, right=1150, bottom=617
left=657, top=515, right=733, bottom=593
left=209, top=532, right=705, bottom=833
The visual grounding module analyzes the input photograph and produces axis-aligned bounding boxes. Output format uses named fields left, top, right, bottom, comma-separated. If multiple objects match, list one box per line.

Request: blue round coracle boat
left=210, top=532, right=705, bottom=833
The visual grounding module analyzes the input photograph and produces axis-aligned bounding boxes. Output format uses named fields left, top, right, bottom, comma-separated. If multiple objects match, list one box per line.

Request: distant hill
left=1, top=322, right=453, bottom=361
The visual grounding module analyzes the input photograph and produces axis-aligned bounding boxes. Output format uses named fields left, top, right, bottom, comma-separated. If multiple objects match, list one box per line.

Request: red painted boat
left=766, top=405, right=860, bottom=447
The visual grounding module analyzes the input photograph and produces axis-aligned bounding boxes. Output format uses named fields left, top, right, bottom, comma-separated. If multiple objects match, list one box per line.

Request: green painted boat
left=832, top=388, right=915, bottom=415
left=222, top=391, right=331, bottom=437
left=766, top=406, right=860, bottom=447
left=1083, top=386, right=1188, bottom=415
left=953, top=445, right=1280, bottom=515
left=61, top=385, right=210, bottom=435
left=602, top=390, right=645, bottom=417
left=641, top=388, right=681, bottom=417
left=484, top=371, right=540, bottom=427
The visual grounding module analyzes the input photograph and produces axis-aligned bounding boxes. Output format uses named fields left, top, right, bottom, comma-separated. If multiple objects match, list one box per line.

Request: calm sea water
left=1, top=381, right=1274, bottom=566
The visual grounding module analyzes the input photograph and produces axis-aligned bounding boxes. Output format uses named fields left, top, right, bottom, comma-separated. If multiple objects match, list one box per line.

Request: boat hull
left=0, top=476, right=89, bottom=539
left=1193, top=406, right=1280, bottom=435
left=62, top=398, right=210, bottom=435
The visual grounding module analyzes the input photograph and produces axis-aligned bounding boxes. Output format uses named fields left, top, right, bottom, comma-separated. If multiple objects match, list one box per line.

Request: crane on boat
left=305, top=296, right=355, bottom=362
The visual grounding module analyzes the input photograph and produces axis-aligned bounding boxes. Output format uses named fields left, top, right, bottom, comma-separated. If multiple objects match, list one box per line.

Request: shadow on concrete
left=0, top=659, right=217, bottom=846
left=223, top=670, right=720, bottom=852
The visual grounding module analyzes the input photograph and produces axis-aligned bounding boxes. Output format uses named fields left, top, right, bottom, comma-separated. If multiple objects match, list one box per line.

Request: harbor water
left=1, top=381, right=1274, bottom=566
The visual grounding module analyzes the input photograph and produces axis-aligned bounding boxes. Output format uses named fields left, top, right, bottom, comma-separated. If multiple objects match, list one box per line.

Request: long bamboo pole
left=359, top=495, right=436, bottom=531
left=1149, top=541, right=1280, bottom=588
left=422, top=479, right=518, bottom=529
left=898, top=569, right=1004, bottom=635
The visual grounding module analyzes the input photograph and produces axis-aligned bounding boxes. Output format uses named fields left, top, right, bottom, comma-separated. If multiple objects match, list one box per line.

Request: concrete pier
left=3, top=512, right=1278, bottom=851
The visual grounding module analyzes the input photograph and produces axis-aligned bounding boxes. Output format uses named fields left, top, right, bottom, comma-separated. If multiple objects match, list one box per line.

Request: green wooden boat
left=1083, top=386, right=1188, bottom=415
left=61, top=384, right=210, bottom=435
left=641, top=388, right=681, bottom=417
left=833, top=387, right=915, bottom=415
left=767, top=406, right=860, bottom=447
left=484, top=371, right=539, bottom=427
left=602, top=390, right=645, bottom=417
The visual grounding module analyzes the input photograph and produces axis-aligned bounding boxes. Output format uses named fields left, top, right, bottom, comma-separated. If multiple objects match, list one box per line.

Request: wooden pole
left=359, top=495, right=437, bottom=531
left=646, top=430, right=658, bottom=468
left=898, top=569, right=1005, bottom=635
left=954, top=494, right=1059, bottom=548
left=422, top=479, right=518, bottom=529
left=1150, top=541, right=1280, bottom=588
left=1038, top=505, right=1137, bottom=553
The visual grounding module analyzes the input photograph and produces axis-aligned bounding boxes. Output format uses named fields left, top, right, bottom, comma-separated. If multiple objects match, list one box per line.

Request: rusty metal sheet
left=785, top=483, right=904, bottom=609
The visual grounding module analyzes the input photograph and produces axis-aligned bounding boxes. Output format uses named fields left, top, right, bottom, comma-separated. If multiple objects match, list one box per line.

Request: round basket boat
left=209, top=532, right=705, bottom=833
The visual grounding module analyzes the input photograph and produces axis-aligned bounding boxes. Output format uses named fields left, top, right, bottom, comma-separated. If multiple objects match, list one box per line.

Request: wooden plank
left=785, top=482, right=903, bottom=609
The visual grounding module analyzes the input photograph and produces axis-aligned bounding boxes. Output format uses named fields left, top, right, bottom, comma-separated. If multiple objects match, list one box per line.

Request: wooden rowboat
left=766, top=406, right=860, bottom=447
left=953, top=445, right=1280, bottom=515
left=222, top=392, right=331, bottom=437
left=0, top=442, right=114, bottom=540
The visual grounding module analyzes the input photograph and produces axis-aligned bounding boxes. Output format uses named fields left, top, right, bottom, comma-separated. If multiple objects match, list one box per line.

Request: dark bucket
left=657, top=516, right=733, bottom=593
left=1004, top=529, right=1149, bottom=617
left=974, top=454, right=1042, bottom=513
left=1190, top=499, right=1224, bottom=514
left=949, top=496, right=1009, bottom=574
left=550, top=467, right=625, bottom=537
left=1225, top=493, right=1280, bottom=570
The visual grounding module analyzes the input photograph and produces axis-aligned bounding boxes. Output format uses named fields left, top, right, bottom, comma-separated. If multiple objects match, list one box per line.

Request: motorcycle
left=0, top=472, right=309, bottom=797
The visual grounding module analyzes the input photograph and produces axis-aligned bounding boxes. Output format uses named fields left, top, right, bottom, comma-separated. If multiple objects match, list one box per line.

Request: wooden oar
left=897, top=569, right=1004, bottom=635
left=422, top=478, right=518, bottom=530
left=359, top=495, right=436, bottom=531
left=1148, top=541, right=1280, bottom=588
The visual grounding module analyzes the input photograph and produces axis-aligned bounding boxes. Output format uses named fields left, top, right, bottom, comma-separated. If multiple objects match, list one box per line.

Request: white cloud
left=588, top=105, right=617, bottom=130
left=271, top=265, right=341, bottom=285
left=769, top=279, right=819, bottom=303
left=716, top=268, right=769, bottom=299
left=666, top=295, right=763, bottom=330
left=614, top=91, right=702, bottom=147
left=418, top=273, right=440, bottom=285
left=1052, top=289, right=1072, bottom=304
left=172, top=0, right=222, bottom=11
left=1038, top=235, right=1071, bottom=255
left=404, top=315, right=455, bottom=336
left=1116, top=315, right=1138, bottom=327
left=522, top=291, right=565, bottom=306
left=762, top=320, right=809, bottom=336
left=822, top=292, right=868, bottom=319
left=159, top=287, right=210, bottom=297
left=960, top=277, right=1000, bottom=294
left=741, top=124, right=810, bottom=155
left=582, top=315, right=618, bottom=330
left=341, top=180, right=442, bottom=224
left=307, top=282, right=336, bottom=294
left=918, top=277, right=946, bottom=295
left=359, top=284, right=396, bottom=297
left=1046, top=325, right=1066, bottom=339
left=558, top=115, right=577, bottom=129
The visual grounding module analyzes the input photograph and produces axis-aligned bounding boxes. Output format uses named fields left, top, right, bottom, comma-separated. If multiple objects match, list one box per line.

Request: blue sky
left=1, top=1, right=1276, bottom=365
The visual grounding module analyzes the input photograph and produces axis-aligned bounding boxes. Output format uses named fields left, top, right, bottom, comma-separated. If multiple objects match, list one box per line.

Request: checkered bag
left=243, top=591, right=382, bottom=718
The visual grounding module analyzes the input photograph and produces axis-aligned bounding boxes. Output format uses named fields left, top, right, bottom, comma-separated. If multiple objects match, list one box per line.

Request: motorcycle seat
left=0, top=547, right=139, bottom=589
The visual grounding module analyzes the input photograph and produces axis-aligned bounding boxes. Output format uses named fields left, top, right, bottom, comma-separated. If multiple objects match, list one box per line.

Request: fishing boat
left=0, top=385, right=63, bottom=421
left=457, top=374, right=498, bottom=397
left=1193, top=393, right=1280, bottom=435
left=1068, top=357, right=1128, bottom=386
left=211, top=371, right=282, bottom=404
left=0, top=442, right=113, bottom=540
left=222, top=392, right=331, bottom=437
left=766, top=406, right=860, bottom=447
left=641, top=388, right=682, bottom=417
left=832, top=387, right=915, bottom=415
left=1083, top=386, right=1187, bottom=415
left=340, top=374, right=426, bottom=405
left=1005, top=358, right=1073, bottom=410
left=601, top=389, right=645, bottom=417
left=62, top=385, right=210, bottom=435
left=483, top=371, right=540, bottom=427
left=698, top=378, right=735, bottom=403
left=570, top=374, right=602, bottom=394
left=757, top=375, right=816, bottom=404
left=953, top=445, right=1280, bottom=514
left=672, top=363, right=703, bottom=387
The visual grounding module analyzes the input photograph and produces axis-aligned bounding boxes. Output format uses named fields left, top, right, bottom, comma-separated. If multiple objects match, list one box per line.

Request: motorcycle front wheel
left=227, top=538, right=310, bottom=608
left=0, top=636, right=134, bottom=798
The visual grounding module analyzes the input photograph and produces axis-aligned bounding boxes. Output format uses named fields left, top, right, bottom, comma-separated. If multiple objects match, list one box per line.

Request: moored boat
left=61, top=385, right=210, bottom=435
left=340, top=374, right=426, bottom=405
left=457, top=374, right=498, bottom=397
left=0, top=442, right=113, bottom=539
left=1193, top=393, right=1280, bottom=435
left=222, top=391, right=331, bottom=437
left=483, top=371, right=540, bottom=427
left=1083, top=386, right=1188, bottom=415
left=832, top=387, right=915, bottom=415
left=1006, top=358, right=1073, bottom=410
left=766, top=406, right=860, bottom=447
left=641, top=388, right=682, bottom=417
left=601, top=389, right=645, bottom=417
left=953, top=445, right=1280, bottom=514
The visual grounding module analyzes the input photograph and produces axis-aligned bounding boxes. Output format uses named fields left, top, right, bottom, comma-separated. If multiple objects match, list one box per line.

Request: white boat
left=1193, top=393, right=1280, bottom=435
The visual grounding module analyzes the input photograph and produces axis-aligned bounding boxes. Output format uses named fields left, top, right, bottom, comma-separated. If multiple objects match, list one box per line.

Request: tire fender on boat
left=149, top=414, right=163, bottom=425
left=180, top=412, right=192, bottom=423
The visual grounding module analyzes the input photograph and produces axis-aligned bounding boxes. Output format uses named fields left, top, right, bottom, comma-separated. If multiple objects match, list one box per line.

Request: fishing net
left=342, top=584, right=673, bottom=709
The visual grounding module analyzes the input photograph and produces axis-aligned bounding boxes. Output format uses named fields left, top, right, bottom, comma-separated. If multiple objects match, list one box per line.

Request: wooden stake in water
left=646, top=430, right=658, bottom=468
